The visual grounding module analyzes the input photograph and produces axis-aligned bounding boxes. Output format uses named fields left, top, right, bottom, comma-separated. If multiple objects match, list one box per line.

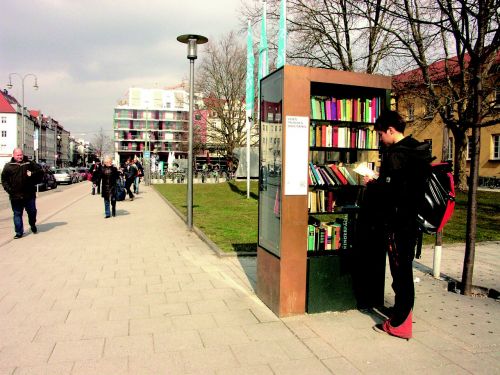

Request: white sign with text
left=285, top=116, right=309, bottom=195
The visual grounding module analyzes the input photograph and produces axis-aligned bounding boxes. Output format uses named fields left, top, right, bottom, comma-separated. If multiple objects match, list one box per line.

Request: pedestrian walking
left=134, top=157, right=144, bottom=194
left=1, top=148, right=44, bottom=238
left=367, top=111, right=432, bottom=340
left=90, top=160, right=102, bottom=195
left=100, top=155, right=119, bottom=218
left=124, top=157, right=137, bottom=201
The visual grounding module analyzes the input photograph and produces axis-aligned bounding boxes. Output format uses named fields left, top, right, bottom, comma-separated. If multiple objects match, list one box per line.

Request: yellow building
left=392, top=57, right=500, bottom=181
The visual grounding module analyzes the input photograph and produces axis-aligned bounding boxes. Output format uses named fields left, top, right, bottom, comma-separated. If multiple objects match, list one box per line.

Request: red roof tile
left=0, top=90, right=18, bottom=113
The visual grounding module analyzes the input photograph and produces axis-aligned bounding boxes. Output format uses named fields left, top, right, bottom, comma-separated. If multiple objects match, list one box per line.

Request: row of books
left=310, top=96, right=384, bottom=123
left=307, top=217, right=348, bottom=252
left=309, top=190, right=335, bottom=213
left=309, top=162, right=357, bottom=187
left=310, top=123, right=380, bottom=149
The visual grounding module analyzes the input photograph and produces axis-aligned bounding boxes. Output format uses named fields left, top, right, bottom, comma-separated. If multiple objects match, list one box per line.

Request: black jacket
left=374, top=135, right=432, bottom=232
left=100, top=165, right=119, bottom=199
left=1, top=156, right=43, bottom=200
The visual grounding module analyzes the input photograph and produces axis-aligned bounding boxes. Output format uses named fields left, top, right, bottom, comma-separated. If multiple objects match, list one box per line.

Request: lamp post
left=177, top=34, right=208, bottom=230
left=7, top=73, right=39, bottom=152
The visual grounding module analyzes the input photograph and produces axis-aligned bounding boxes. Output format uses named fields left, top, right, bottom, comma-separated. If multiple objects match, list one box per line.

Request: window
left=493, top=134, right=500, bottom=160
left=447, top=137, right=453, bottom=161
left=1, top=116, right=6, bottom=123
left=495, top=88, right=500, bottom=108
left=467, top=136, right=473, bottom=160
left=195, top=114, right=201, bottom=121
left=1, top=130, right=6, bottom=137
left=407, top=103, right=415, bottom=121
left=424, top=101, right=434, bottom=119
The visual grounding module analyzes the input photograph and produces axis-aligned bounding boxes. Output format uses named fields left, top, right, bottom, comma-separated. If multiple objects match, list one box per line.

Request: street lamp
left=177, top=34, right=208, bottom=230
left=7, top=73, right=39, bottom=151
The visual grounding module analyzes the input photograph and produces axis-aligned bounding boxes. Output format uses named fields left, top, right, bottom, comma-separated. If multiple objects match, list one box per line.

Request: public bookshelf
left=257, top=66, right=390, bottom=317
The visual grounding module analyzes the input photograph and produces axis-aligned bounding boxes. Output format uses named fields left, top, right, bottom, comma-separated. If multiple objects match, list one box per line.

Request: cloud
left=0, top=0, right=250, bottom=135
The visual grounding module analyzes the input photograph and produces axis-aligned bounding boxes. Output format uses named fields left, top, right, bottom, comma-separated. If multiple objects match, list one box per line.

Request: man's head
left=374, top=110, right=406, bottom=146
left=12, top=148, right=24, bottom=162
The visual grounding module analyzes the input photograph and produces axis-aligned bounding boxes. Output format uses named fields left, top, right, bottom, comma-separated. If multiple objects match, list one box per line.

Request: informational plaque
left=284, top=116, right=309, bottom=195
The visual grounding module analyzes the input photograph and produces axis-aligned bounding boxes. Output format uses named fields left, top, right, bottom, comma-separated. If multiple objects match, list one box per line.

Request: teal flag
left=246, top=20, right=255, bottom=116
left=258, top=1, right=269, bottom=83
left=276, top=0, right=287, bottom=68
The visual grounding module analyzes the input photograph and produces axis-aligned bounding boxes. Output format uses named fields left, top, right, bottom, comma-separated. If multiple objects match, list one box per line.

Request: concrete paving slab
left=0, top=183, right=498, bottom=374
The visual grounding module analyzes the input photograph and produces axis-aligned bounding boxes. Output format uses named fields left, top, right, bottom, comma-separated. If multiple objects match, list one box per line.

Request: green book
left=308, top=225, right=316, bottom=251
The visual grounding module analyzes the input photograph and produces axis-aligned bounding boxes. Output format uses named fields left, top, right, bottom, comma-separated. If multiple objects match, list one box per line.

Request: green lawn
left=154, top=181, right=259, bottom=253
left=154, top=182, right=500, bottom=253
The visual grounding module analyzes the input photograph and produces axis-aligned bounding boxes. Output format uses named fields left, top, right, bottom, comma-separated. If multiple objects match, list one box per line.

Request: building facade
left=392, top=57, right=500, bottom=179
left=113, top=88, right=193, bottom=165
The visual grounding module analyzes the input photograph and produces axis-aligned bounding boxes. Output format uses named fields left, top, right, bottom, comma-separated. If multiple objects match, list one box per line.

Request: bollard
left=433, top=231, right=442, bottom=279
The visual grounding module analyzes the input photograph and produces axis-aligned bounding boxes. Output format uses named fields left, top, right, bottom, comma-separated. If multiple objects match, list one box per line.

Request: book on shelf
left=328, top=164, right=348, bottom=185
left=310, top=95, right=384, bottom=123
left=306, top=218, right=345, bottom=252
left=338, top=165, right=357, bottom=185
left=309, top=123, right=379, bottom=149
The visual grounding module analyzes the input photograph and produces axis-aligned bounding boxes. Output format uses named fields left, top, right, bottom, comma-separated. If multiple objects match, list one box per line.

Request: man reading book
left=367, top=110, right=431, bottom=340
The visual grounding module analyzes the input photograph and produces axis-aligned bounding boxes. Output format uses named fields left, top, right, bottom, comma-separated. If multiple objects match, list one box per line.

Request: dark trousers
left=11, top=197, right=37, bottom=236
left=385, top=229, right=417, bottom=326
left=125, top=179, right=135, bottom=198
left=104, top=197, right=116, bottom=217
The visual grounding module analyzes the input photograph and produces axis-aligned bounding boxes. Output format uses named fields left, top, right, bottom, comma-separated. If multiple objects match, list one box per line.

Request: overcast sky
left=0, top=0, right=255, bottom=140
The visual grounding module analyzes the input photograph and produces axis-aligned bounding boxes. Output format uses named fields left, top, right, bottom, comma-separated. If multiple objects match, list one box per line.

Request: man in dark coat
left=124, top=157, right=137, bottom=201
left=370, top=111, right=432, bottom=340
left=90, top=160, right=102, bottom=194
left=100, top=156, right=119, bottom=218
left=1, top=148, right=43, bottom=238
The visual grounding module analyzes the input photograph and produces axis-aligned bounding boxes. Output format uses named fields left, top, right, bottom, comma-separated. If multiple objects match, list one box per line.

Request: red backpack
left=416, top=162, right=456, bottom=258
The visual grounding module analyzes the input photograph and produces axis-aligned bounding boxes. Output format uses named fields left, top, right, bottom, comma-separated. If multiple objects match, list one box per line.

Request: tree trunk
left=462, top=123, right=480, bottom=296
left=453, top=131, right=468, bottom=191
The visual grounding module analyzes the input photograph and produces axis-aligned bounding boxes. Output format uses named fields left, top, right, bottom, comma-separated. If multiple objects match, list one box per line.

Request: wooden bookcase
left=257, top=66, right=391, bottom=317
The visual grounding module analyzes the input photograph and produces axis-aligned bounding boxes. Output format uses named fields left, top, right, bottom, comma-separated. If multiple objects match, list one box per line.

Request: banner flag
left=258, top=1, right=269, bottom=83
left=246, top=20, right=255, bottom=117
left=276, top=0, right=287, bottom=68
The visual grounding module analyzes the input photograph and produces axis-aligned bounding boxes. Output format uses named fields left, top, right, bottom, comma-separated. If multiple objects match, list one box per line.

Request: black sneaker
left=105, top=215, right=110, bottom=219
left=31, top=226, right=37, bottom=234
left=14, top=234, right=23, bottom=239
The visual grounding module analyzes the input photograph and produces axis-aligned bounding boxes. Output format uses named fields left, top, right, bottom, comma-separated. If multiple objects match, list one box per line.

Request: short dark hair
left=374, top=110, right=406, bottom=133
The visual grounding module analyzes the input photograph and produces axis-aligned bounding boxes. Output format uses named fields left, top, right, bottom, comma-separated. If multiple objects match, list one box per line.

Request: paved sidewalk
left=0, top=183, right=498, bottom=374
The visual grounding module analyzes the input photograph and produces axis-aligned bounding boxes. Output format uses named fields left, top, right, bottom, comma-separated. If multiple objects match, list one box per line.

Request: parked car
left=77, top=167, right=92, bottom=181
left=68, top=167, right=81, bottom=183
left=35, top=167, right=58, bottom=192
left=53, top=168, right=73, bottom=184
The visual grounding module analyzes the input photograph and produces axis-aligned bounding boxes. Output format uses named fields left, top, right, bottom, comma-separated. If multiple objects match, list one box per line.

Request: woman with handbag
left=100, top=156, right=119, bottom=218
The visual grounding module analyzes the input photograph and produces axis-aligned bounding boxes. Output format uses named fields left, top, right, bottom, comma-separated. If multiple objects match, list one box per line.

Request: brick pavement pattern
left=0, top=182, right=498, bottom=374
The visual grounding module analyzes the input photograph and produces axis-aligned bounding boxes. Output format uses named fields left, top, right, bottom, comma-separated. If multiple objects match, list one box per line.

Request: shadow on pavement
left=37, top=221, right=67, bottom=232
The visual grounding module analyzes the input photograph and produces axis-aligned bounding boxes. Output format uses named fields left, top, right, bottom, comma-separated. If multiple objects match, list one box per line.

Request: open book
left=353, top=162, right=378, bottom=180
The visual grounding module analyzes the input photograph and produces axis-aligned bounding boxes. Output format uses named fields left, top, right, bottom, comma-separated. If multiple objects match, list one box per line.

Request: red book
left=328, top=164, right=348, bottom=185
left=332, top=126, right=338, bottom=147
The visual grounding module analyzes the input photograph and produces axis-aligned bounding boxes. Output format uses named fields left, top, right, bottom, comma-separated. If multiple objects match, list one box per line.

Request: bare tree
left=240, top=0, right=397, bottom=73
left=91, top=127, right=113, bottom=159
left=196, top=32, right=250, bottom=158
left=364, top=0, right=500, bottom=295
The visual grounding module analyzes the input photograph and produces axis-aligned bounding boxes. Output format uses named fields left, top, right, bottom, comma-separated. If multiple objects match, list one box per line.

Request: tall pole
left=7, top=73, right=39, bottom=153
left=187, top=59, right=195, bottom=228
left=177, top=34, right=208, bottom=231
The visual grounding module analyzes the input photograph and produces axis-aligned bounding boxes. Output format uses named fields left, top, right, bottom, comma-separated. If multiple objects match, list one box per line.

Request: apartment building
left=113, top=88, right=195, bottom=165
